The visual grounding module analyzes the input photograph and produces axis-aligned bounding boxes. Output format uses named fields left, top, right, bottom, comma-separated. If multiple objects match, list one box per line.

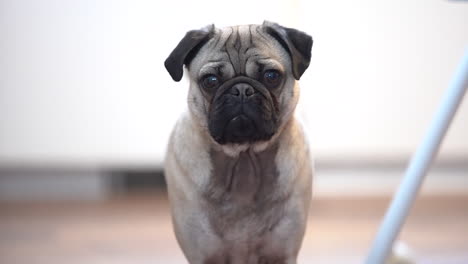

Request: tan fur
left=165, top=24, right=313, bottom=264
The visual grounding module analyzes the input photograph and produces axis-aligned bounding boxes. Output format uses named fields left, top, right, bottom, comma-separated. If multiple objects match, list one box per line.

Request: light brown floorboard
left=1, top=193, right=467, bottom=264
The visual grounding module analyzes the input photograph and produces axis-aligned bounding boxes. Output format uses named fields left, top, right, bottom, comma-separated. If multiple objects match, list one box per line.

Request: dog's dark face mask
left=206, top=75, right=280, bottom=144
left=164, top=21, right=313, bottom=145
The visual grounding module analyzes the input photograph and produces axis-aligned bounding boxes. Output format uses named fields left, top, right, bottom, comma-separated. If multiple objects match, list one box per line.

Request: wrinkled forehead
left=189, top=25, right=291, bottom=78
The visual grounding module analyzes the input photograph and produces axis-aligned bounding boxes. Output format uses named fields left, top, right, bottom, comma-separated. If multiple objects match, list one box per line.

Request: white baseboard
left=314, top=167, right=468, bottom=197
left=0, top=169, right=110, bottom=201
left=0, top=165, right=466, bottom=201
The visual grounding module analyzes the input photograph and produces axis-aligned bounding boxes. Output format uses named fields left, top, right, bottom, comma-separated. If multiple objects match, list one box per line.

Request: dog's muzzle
left=208, top=76, right=279, bottom=145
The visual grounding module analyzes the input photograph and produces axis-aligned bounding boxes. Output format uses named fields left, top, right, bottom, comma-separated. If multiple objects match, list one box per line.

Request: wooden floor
left=1, top=192, right=467, bottom=264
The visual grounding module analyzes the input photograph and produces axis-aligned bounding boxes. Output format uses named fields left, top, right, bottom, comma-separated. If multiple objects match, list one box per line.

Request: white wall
left=298, top=0, right=468, bottom=161
left=0, top=0, right=467, bottom=168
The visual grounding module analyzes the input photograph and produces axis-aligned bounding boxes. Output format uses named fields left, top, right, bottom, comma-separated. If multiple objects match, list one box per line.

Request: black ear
left=263, top=21, right=313, bottom=80
left=164, top=25, right=214, bottom=82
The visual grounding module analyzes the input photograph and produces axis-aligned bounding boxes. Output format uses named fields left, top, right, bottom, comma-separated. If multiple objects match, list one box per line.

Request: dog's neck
left=202, top=118, right=296, bottom=203
left=206, top=141, right=279, bottom=202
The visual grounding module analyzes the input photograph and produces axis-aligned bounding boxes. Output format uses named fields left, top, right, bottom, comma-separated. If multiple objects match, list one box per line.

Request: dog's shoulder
left=166, top=111, right=213, bottom=189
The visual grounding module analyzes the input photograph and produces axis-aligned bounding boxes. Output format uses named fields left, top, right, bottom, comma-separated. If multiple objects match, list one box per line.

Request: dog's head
left=165, top=21, right=312, bottom=147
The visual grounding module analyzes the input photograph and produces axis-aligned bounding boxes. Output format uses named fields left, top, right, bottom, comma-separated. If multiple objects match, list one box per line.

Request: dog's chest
left=206, top=144, right=279, bottom=203
left=203, top=144, right=287, bottom=238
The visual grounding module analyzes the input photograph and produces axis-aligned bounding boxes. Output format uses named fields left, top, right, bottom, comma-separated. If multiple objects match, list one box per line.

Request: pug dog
left=164, top=21, right=313, bottom=264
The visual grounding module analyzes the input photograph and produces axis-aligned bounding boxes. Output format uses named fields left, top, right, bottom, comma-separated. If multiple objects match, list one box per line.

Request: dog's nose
left=230, top=83, right=255, bottom=98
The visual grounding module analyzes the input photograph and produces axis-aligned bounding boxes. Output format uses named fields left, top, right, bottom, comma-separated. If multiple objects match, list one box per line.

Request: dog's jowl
left=164, top=21, right=313, bottom=264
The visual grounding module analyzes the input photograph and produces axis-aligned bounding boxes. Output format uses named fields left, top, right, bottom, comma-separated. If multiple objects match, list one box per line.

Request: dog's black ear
left=164, top=25, right=214, bottom=82
left=263, top=21, right=313, bottom=80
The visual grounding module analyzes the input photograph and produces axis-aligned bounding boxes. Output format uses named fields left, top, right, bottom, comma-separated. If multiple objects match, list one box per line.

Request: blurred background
left=0, top=0, right=467, bottom=263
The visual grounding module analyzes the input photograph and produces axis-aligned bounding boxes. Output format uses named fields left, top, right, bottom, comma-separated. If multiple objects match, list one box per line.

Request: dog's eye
left=202, top=75, right=220, bottom=89
left=263, top=70, right=281, bottom=88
